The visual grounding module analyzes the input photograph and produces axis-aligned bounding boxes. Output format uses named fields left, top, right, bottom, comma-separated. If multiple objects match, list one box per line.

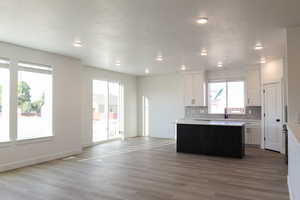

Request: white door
left=263, top=83, right=282, bottom=152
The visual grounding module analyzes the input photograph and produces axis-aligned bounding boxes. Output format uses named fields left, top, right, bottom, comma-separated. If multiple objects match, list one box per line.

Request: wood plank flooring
left=0, top=137, right=289, bottom=200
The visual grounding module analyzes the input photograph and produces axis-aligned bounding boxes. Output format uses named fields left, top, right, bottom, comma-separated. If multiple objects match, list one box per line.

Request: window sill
left=16, top=136, right=54, bottom=145
left=208, top=113, right=246, bottom=115
left=0, top=141, right=13, bottom=148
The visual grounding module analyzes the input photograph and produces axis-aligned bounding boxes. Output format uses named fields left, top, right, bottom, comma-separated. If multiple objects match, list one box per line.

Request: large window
left=0, top=59, right=10, bottom=142
left=17, top=62, right=52, bottom=140
left=208, top=81, right=245, bottom=114
left=93, top=80, right=124, bottom=142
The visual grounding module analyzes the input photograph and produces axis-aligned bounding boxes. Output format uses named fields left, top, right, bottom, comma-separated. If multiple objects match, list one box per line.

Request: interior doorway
left=263, top=82, right=282, bottom=152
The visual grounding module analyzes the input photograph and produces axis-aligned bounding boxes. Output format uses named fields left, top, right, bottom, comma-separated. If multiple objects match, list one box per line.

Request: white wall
left=287, top=27, right=300, bottom=125
left=81, top=66, right=137, bottom=146
left=261, top=59, right=283, bottom=84
left=137, top=73, right=184, bottom=138
left=286, top=27, right=300, bottom=200
left=0, top=42, right=138, bottom=171
left=207, top=67, right=248, bottom=81
left=0, top=42, right=83, bottom=172
left=137, top=67, right=261, bottom=139
left=288, top=126, right=300, bottom=200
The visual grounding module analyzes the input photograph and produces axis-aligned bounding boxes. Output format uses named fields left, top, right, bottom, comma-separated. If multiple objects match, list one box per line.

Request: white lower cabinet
left=245, top=122, right=261, bottom=145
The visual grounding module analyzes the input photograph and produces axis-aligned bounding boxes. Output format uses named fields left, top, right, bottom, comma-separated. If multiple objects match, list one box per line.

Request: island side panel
left=176, top=124, right=245, bottom=158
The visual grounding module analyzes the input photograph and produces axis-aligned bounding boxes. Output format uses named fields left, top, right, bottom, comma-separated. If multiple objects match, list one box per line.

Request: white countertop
left=176, top=119, right=246, bottom=127
left=191, top=118, right=261, bottom=123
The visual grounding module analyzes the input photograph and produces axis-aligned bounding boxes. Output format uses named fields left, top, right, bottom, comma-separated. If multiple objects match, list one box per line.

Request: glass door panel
left=108, top=82, right=120, bottom=139
left=93, top=80, right=108, bottom=142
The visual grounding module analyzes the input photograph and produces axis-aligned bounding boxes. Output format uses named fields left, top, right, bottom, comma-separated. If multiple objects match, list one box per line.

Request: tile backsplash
left=185, top=106, right=262, bottom=120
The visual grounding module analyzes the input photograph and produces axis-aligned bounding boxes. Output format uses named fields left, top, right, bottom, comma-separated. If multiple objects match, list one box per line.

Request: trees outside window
left=17, top=69, right=52, bottom=140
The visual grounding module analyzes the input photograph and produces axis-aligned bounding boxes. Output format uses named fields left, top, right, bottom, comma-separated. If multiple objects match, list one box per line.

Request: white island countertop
left=176, top=119, right=246, bottom=127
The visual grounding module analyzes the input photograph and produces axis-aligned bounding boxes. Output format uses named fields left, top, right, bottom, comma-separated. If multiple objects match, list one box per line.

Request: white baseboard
left=0, top=149, right=82, bottom=173
left=82, top=136, right=141, bottom=148
left=288, top=176, right=294, bottom=200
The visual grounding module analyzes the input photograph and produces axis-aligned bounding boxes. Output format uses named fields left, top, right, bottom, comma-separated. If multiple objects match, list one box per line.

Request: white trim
left=288, top=176, right=294, bottom=200
left=0, top=141, right=13, bottom=148
left=262, top=81, right=283, bottom=152
left=16, top=69, right=54, bottom=141
left=16, top=136, right=54, bottom=145
left=0, top=149, right=82, bottom=173
left=83, top=137, right=129, bottom=148
left=17, top=61, right=52, bottom=71
left=91, top=79, right=124, bottom=143
left=0, top=58, right=10, bottom=66
left=18, top=67, right=52, bottom=74
left=0, top=63, right=10, bottom=68
left=260, top=83, right=265, bottom=149
left=92, top=138, right=122, bottom=146
left=207, top=80, right=246, bottom=114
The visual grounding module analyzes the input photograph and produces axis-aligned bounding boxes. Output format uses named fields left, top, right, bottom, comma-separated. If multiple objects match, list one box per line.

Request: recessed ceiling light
left=254, top=43, right=263, bottom=50
left=197, top=17, right=208, bottom=24
left=73, top=40, right=82, bottom=47
left=181, top=65, right=186, bottom=71
left=201, top=49, right=207, bottom=56
left=217, top=62, right=223, bottom=67
left=156, top=55, right=163, bottom=61
left=145, top=68, right=150, bottom=74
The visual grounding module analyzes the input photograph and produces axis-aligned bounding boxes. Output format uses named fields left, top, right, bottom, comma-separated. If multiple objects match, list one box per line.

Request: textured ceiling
left=0, top=0, right=300, bottom=75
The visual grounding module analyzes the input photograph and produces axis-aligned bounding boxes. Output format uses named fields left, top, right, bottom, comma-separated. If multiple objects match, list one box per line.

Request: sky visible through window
left=208, top=81, right=245, bottom=114
left=17, top=71, right=52, bottom=140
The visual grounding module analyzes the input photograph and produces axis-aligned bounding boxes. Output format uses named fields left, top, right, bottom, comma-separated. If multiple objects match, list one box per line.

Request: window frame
left=0, top=60, right=11, bottom=143
left=92, top=79, right=125, bottom=143
left=16, top=61, right=54, bottom=141
left=208, top=79, right=246, bottom=115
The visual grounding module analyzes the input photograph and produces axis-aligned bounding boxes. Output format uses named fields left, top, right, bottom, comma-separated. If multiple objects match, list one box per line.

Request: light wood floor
left=0, top=137, right=289, bottom=200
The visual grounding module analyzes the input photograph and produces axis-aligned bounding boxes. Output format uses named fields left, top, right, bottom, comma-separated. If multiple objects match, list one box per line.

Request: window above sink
left=208, top=81, right=245, bottom=115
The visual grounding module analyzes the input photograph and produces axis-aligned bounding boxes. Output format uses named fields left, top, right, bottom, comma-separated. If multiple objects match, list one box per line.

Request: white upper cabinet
left=246, top=69, right=261, bottom=106
left=184, top=71, right=206, bottom=106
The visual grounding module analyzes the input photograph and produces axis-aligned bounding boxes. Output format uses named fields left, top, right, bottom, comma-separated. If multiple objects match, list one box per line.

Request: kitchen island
left=176, top=119, right=246, bottom=158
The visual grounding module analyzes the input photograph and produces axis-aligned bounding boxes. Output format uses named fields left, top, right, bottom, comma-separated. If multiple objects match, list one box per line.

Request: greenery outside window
left=17, top=62, right=53, bottom=140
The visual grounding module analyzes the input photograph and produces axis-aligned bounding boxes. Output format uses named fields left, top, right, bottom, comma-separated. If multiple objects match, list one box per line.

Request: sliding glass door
left=93, top=80, right=123, bottom=143
left=93, top=80, right=108, bottom=142
left=108, top=82, right=120, bottom=139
